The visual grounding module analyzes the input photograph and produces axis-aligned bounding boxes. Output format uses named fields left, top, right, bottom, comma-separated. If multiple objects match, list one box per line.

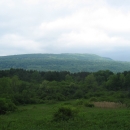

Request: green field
left=0, top=100, right=130, bottom=130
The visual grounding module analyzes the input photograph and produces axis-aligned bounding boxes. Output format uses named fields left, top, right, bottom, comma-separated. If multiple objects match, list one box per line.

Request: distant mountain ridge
left=0, top=53, right=129, bottom=72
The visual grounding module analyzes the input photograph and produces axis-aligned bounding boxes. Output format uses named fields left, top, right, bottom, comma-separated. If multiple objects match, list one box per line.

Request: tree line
left=0, top=68, right=130, bottom=114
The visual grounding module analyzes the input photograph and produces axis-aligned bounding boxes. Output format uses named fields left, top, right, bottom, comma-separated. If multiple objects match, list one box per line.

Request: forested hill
left=0, top=53, right=130, bottom=72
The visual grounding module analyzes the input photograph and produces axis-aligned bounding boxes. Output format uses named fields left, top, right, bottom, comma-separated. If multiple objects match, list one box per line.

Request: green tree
left=0, top=98, right=16, bottom=114
left=106, top=74, right=120, bottom=91
left=0, top=77, right=12, bottom=98
left=85, top=74, right=98, bottom=92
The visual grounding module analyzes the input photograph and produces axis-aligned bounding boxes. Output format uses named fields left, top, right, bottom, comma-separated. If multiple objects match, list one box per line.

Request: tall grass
left=93, top=101, right=126, bottom=108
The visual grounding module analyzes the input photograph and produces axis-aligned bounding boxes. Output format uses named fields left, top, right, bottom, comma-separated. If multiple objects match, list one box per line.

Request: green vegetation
left=0, top=101, right=130, bottom=130
left=1, top=53, right=130, bottom=72
left=0, top=98, right=16, bottom=114
left=0, top=68, right=130, bottom=129
left=53, top=106, right=78, bottom=121
left=0, top=68, right=130, bottom=108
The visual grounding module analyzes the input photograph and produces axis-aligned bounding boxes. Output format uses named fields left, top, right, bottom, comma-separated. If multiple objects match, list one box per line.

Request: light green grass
left=0, top=100, right=130, bottom=130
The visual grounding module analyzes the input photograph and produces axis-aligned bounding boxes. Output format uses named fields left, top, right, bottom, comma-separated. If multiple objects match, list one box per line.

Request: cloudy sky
left=0, top=0, right=130, bottom=61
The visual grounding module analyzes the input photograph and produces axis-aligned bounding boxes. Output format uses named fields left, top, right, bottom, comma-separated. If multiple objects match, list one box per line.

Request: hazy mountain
left=0, top=53, right=130, bottom=72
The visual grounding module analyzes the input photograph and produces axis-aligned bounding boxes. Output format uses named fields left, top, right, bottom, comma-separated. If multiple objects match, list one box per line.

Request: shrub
left=89, top=97, right=98, bottom=102
left=0, top=98, right=17, bottom=115
left=75, top=99, right=84, bottom=106
left=53, top=106, right=78, bottom=121
left=84, top=101, right=94, bottom=107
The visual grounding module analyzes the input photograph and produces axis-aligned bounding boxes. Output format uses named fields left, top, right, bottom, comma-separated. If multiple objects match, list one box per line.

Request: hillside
left=0, top=53, right=130, bottom=72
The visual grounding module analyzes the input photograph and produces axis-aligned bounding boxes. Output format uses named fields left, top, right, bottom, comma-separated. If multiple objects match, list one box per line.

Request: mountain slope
left=0, top=53, right=130, bottom=72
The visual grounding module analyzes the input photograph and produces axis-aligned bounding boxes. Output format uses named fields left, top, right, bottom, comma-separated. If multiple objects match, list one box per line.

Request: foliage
left=53, top=106, right=78, bottom=121
left=0, top=69, right=130, bottom=106
left=84, top=101, right=94, bottom=107
left=75, top=99, right=84, bottom=106
left=0, top=98, right=16, bottom=114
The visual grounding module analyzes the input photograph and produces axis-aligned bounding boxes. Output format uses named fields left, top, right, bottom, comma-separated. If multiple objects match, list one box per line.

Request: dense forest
left=1, top=53, right=130, bottom=72
left=1, top=68, right=130, bottom=114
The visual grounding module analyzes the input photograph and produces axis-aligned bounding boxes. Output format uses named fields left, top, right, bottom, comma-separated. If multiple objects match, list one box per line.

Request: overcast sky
left=0, top=0, right=130, bottom=61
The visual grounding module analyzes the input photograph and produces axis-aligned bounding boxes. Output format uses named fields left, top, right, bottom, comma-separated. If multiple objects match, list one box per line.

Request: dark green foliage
left=0, top=98, right=16, bottom=114
left=0, top=68, right=130, bottom=106
left=84, top=101, right=94, bottom=107
left=89, top=97, right=98, bottom=102
left=75, top=99, right=84, bottom=106
left=53, top=106, right=78, bottom=121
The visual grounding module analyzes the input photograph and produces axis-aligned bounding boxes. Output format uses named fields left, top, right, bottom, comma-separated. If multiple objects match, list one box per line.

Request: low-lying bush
left=75, top=99, right=84, bottom=106
left=0, top=98, right=17, bottom=114
left=84, top=102, right=94, bottom=107
left=53, top=106, right=78, bottom=121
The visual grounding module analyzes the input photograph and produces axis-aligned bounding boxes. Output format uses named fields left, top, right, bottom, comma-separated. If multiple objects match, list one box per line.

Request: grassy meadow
left=0, top=100, right=130, bottom=130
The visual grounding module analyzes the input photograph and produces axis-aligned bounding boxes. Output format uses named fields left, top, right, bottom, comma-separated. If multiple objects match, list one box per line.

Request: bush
left=75, top=99, right=84, bottom=106
left=84, top=101, right=94, bottom=108
left=0, top=98, right=17, bottom=115
left=89, top=97, right=98, bottom=102
left=53, top=106, right=78, bottom=121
